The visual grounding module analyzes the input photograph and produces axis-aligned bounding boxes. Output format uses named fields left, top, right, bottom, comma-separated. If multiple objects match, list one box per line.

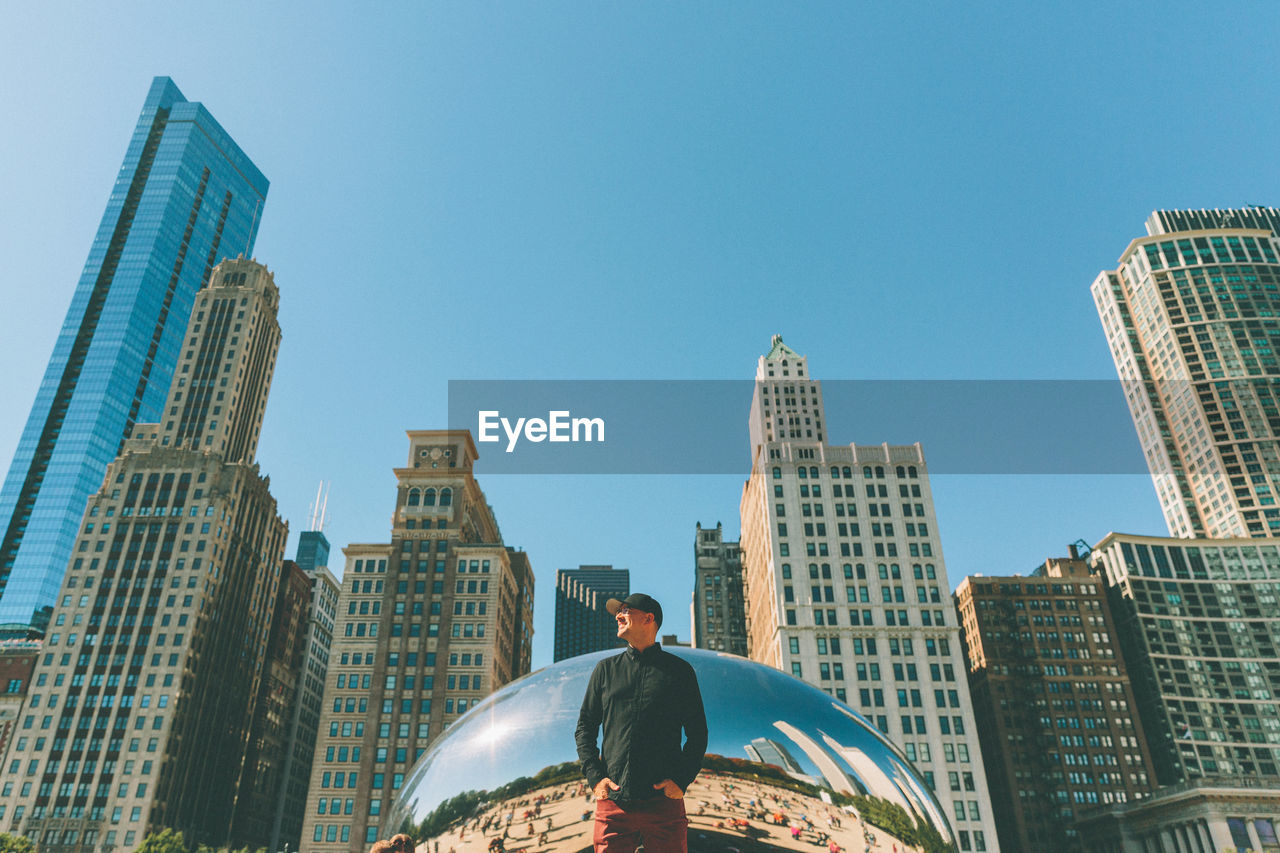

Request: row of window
left=785, top=607, right=948, bottom=628
left=404, top=487, right=453, bottom=506
left=773, top=465, right=921, bottom=480
left=774, top=535, right=931, bottom=559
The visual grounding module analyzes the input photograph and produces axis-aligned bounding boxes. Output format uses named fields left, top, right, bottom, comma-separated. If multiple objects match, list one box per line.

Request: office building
left=954, top=551, right=1156, bottom=852
left=738, top=335, right=1000, bottom=852
left=1092, top=207, right=1280, bottom=539
left=0, top=259, right=288, bottom=850
left=692, top=522, right=747, bottom=655
left=553, top=564, right=628, bottom=661
left=302, top=431, right=535, bottom=852
left=1090, top=533, right=1280, bottom=786
left=233, top=560, right=312, bottom=845
left=0, top=77, right=268, bottom=635
left=270, top=541, right=339, bottom=853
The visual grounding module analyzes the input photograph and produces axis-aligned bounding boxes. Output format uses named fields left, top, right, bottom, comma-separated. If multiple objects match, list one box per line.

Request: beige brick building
left=0, top=259, right=290, bottom=851
left=302, top=431, right=534, bottom=852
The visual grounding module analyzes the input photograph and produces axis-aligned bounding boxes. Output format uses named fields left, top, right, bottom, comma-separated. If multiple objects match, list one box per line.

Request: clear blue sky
left=2, top=3, right=1276, bottom=666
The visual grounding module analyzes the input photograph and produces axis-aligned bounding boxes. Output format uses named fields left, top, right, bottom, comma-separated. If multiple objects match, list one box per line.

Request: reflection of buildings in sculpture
left=772, top=720, right=856, bottom=795
left=885, top=754, right=952, bottom=839
left=746, top=737, right=804, bottom=773
left=744, top=737, right=817, bottom=786
left=816, top=728, right=950, bottom=838
left=820, top=737, right=911, bottom=809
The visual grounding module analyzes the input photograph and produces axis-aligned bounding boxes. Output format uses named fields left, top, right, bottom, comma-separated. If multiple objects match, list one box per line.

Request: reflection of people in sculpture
left=575, top=593, right=709, bottom=853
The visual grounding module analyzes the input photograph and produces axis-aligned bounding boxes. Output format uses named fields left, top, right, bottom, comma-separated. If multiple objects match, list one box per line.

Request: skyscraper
left=302, top=431, right=535, bottom=852
left=296, top=531, right=332, bottom=575
left=954, top=551, right=1155, bottom=852
left=1092, top=208, right=1280, bottom=539
left=0, top=259, right=287, bottom=849
left=738, top=336, right=1000, bottom=853
left=0, top=77, right=268, bottom=634
left=692, top=522, right=747, bottom=656
left=553, top=564, right=629, bottom=661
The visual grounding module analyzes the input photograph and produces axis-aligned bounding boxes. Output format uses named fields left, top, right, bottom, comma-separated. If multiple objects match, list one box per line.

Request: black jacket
left=575, top=644, right=708, bottom=803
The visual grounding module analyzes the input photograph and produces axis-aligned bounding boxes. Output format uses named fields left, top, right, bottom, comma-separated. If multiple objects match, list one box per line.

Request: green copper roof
left=764, top=334, right=800, bottom=360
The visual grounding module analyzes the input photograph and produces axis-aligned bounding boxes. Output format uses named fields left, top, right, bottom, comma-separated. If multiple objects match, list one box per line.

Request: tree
left=136, top=828, right=187, bottom=853
left=0, top=832, right=36, bottom=853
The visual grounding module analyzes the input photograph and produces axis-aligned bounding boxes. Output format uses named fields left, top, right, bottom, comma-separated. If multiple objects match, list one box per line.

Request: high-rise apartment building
left=0, top=259, right=288, bottom=850
left=954, top=552, right=1156, bottom=852
left=302, top=431, right=534, bottom=852
left=692, top=522, right=747, bottom=656
left=553, top=564, right=629, bottom=661
left=738, top=336, right=1000, bottom=852
left=1089, top=533, right=1280, bottom=785
left=0, top=77, right=268, bottom=635
left=1092, top=207, right=1280, bottom=539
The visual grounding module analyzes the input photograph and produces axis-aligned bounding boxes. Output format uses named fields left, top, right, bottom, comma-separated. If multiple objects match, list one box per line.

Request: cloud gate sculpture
left=388, top=648, right=956, bottom=853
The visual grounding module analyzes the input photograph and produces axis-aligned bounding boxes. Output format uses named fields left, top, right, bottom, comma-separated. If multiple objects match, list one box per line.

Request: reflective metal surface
left=389, top=648, right=956, bottom=853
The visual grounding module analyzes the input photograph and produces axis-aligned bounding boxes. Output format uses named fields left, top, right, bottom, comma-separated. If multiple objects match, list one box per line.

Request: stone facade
left=302, top=431, right=534, bottom=852
left=738, top=336, right=1001, bottom=853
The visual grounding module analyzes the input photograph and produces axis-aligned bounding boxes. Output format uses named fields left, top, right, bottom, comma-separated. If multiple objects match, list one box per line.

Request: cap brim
left=605, top=598, right=625, bottom=615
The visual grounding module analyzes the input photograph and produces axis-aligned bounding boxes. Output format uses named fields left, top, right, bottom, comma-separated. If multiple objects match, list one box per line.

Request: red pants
left=594, top=796, right=688, bottom=853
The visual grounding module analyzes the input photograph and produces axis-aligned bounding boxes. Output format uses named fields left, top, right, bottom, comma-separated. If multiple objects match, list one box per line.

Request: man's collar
left=626, top=641, right=662, bottom=659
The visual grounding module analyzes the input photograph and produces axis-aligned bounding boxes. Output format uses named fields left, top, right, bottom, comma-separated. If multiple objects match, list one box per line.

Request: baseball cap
left=606, top=593, right=663, bottom=629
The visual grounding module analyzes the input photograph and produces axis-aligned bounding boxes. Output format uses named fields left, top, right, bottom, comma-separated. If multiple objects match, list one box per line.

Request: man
left=575, top=593, right=709, bottom=853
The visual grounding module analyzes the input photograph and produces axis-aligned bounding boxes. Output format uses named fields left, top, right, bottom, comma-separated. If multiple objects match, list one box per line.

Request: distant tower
left=0, top=259, right=289, bottom=849
left=0, top=77, right=268, bottom=635
left=554, top=564, right=630, bottom=661
left=692, top=522, right=747, bottom=655
left=1093, top=207, right=1280, bottom=538
left=296, top=482, right=332, bottom=573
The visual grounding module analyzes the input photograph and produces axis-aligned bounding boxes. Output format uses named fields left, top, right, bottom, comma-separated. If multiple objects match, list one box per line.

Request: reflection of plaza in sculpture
left=388, top=649, right=957, bottom=853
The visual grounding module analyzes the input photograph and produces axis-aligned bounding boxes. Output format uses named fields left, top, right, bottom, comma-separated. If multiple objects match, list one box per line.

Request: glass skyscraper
left=0, top=77, right=268, bottom=633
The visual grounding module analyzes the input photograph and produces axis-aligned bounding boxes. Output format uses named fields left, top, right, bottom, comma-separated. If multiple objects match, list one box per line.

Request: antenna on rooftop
left=308, top=481, right=330, bottom=532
